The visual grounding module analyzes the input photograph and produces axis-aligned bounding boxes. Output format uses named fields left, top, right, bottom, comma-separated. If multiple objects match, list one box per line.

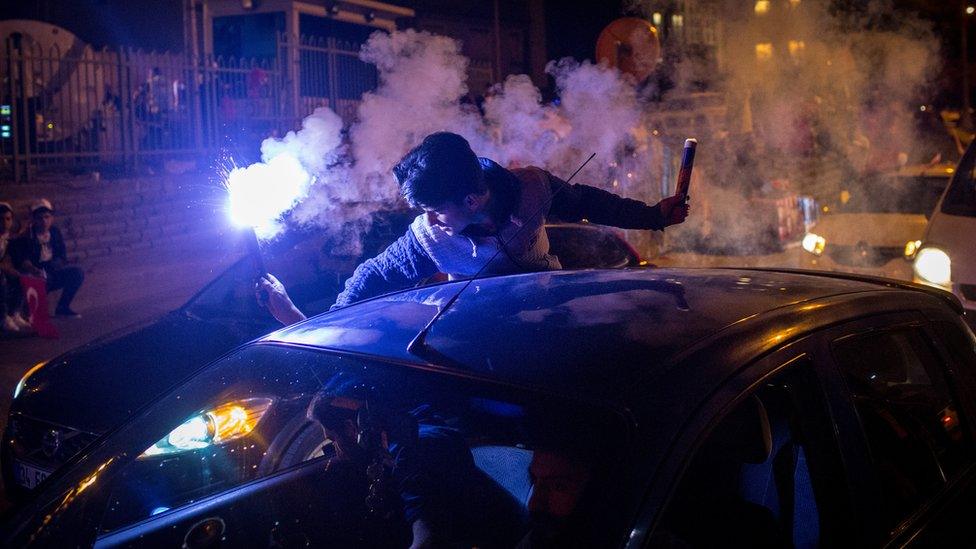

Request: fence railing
left=1, top=33, right=376, bottom=181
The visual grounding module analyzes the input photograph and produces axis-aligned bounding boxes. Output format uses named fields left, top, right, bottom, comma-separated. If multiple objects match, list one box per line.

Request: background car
left=913, top=142, right=976, bottom=328
left=3, top=267, right=975, bottom=547
left=1, top=217, right=641, bottom=497
left=800, top=163, right=954, bottom=280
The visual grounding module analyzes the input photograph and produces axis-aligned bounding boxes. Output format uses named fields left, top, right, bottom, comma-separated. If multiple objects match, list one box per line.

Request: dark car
left=1, top=220, right=640, bottom=496
left=3, top=267, right=975, bottom=547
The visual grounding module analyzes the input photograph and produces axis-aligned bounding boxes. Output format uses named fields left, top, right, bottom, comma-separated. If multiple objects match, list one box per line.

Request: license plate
left=15, top=461, right=51, bottom=490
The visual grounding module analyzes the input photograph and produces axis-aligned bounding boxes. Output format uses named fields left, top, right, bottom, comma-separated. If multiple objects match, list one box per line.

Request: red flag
left=20, top=275, right=59, bottom=339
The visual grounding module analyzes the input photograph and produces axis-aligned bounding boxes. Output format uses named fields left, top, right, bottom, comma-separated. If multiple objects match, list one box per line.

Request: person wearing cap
left=1, top=202, right=31, bottom=333
left=12, top=199, right=84, bottom=318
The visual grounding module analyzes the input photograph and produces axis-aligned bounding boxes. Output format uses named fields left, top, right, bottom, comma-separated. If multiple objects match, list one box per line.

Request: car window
left=942, top=152, right=976, bottom=217
left=546, top=225, right=635, bottom=269
left=654, top=360, right=840, bottom=548
left=54, top=345, right=634, bottom=547
left=831, top=327, right=971, bottom=533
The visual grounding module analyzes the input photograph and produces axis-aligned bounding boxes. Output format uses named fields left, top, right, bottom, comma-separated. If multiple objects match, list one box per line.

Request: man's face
left=422, top=199, right=479, bottom=236
left=35, top=211, right=53, bottom=231
left=527, top=451, right=591, bottom=520
left=1, top=211, right=12, bottom=233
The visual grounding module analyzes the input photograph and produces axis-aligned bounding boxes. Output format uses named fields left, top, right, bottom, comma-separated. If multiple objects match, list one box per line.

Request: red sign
left=20, top=275, right=59, bottom=339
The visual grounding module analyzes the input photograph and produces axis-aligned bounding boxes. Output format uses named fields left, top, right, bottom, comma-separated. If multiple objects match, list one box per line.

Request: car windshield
left=19, top=345, right=636, bottom=548
left=942, top=162, right=976, bottom=217
left=836, top=174, right=949, bottom=217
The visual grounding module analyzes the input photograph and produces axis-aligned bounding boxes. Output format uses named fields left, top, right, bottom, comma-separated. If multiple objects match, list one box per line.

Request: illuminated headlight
left=913, top=248, right=951, bottom=287
left=802, top=233, right=826, bottom=256
left=140, top=398, right=272, bottom=458
left=13, top=361, right=47, bottom=399
left=904, top=240, right=921, bottom=259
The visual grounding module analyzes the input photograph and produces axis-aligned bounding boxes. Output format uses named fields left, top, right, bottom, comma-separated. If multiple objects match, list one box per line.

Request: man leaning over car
left=259, top=132, right=689, bottom=325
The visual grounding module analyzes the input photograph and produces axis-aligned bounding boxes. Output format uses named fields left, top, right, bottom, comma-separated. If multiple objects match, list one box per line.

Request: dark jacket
left=12, top=226, right=68, bottom=271
left=332, top=159, right=668, bottom=309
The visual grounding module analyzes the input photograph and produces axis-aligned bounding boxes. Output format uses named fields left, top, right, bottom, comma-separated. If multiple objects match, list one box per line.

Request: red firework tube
left=674, top=138, right=697, bottom=201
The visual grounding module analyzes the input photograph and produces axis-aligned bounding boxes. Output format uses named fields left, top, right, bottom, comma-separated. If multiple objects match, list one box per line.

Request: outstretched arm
left=331, top=229, right=438, bottom=310
left=547, top=173, right=688, bottom=230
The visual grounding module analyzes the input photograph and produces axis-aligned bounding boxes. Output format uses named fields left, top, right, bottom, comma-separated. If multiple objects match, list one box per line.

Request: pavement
left=0, top=228, right=244, bottom=509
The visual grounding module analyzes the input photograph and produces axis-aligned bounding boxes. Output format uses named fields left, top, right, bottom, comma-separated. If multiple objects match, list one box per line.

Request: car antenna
left=406, top=152, right=596, bottom=362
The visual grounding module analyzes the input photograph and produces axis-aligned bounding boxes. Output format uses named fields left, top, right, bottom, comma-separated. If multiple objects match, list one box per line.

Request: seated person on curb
left=1, top=202, right=31, bottom=333
left=13, top=199, right=84, bottom=318
left=259, top=131, right=690, bottom=325
left=306, top=380, right=526, bottom=549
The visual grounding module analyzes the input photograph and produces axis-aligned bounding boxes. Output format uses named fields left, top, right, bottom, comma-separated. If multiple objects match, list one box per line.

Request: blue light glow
left=225, top=153, right=312, bottom=239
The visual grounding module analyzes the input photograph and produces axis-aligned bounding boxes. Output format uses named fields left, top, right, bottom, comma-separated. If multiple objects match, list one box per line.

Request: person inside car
left=306, top=381, right=526, bottom=549
left=515, top=449, right=593, bottom=548
left=259, top=131, right=690, bottom=325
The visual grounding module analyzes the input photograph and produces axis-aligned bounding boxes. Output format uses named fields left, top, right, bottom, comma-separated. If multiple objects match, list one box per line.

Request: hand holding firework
left=224, top=153, right=314, bottom=324
left=255, top=274, right=307, bottom=325
left=673, top=138, right=697, bottom=202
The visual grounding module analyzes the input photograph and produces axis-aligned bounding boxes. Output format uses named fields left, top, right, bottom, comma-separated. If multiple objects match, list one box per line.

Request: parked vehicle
left=913, top=143, right=976, bottom=328
left=801, top=163, right=954, bottom=280
left=3, top=267, right=974, bottom=547
left=1, top=220, right=640, bottom=497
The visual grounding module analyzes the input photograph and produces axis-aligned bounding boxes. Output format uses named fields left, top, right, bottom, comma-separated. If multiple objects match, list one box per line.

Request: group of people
left=0, top=199, right=85, bottom=335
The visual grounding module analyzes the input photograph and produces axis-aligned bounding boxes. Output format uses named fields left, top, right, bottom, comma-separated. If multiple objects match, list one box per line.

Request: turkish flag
left=20, top=275, right=59, bottom=339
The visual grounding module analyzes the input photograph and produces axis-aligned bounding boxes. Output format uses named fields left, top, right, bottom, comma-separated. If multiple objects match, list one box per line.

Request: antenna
left=406, top=153, right=596, bottom=360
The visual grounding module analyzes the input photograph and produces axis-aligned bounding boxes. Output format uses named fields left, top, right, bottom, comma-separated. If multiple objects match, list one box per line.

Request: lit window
left=653, top=12, right=663, bottom=26
left=755, top=0, right=771, bottom=15
left=672, top=14, right=684, bottom=28
left=788, top=40, right=805, bottom=57
left=755, top=42, right=773, bottom=61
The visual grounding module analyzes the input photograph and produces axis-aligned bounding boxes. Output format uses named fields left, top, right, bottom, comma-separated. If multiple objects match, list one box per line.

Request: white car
left=801, top=164, right=954, bottom=280
left=914, top=147, right=976, bottom=327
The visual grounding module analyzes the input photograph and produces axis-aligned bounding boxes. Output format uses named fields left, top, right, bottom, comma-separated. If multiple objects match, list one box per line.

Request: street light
left=968, top=6, right=975, bottom=15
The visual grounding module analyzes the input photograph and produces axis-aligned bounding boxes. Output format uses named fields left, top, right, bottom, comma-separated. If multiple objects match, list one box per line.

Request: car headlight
left=904, top=240, right=922, bottom=260
left=802, top=233, right=826, bottom=256
left=914, top=247, right=951, bottom=287
left=140, top=398, right=273, bottom=458
left=13, top=361, right=47, bottom=400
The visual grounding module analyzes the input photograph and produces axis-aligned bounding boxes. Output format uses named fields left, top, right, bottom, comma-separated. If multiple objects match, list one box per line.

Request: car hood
left=813, top=213, right=927, bottom=247
left=11, top=312, right=265, bottom=435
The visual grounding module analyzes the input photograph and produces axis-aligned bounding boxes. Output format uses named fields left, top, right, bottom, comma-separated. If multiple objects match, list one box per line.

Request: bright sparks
left=225, top=154, right=312, bottom=239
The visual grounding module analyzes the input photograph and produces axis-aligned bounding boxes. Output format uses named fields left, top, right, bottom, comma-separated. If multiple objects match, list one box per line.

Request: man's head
left=307, top=391, right=365, bottom=462
left=527, top=450, right=591, bottom=521
left=394, top=132, right=489, bottom=235
left=30, top=199, right=54, bottom=231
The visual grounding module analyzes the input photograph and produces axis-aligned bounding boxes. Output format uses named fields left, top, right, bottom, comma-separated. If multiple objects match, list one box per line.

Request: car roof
left=263, top=268, right=949, bottom=402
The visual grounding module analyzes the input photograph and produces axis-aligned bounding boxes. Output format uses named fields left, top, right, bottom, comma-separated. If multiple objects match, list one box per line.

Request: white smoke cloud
left=235, top=27, right=660, bottom=250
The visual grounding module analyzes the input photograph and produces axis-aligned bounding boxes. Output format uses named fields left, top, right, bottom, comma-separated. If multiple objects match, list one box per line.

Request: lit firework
left=224, top=153, right=314, bottom=240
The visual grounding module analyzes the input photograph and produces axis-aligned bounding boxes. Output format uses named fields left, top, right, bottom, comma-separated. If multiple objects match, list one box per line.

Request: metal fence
left=1, top=33, right=377, bottom=181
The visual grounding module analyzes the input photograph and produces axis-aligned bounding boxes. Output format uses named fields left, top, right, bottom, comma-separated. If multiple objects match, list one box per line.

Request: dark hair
left=0, top=204, right=11, bottom=216
left=393, top=132, right=486, bottom=207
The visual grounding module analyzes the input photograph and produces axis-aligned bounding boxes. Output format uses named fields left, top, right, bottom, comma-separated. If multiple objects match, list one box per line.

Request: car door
left=815, top=311, right=976, bottom=547
left=646, top=341, right=856, bottom=548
